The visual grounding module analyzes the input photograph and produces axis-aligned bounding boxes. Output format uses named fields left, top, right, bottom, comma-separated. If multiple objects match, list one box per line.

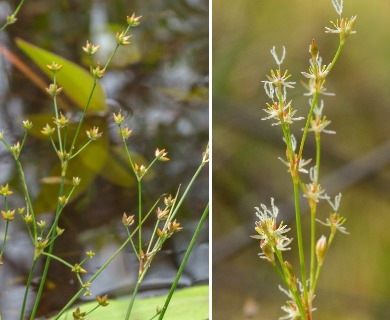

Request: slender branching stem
left=158, top=203, right=209, bottom=319
left=274, top=248, right=306, bottom=319
left=292, top=180, right=310, bottom=314
left=20, top=260, right=37, bottom=320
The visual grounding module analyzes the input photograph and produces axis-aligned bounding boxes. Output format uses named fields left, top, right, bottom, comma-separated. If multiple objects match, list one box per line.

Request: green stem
left=52, top=72, right=63, bottom=152
left=169, top=160, right=207, bottom=221
left=15, top=160, right=37, bottom=237
left=30, top=175, right=66, bottom=319
left=325, top=42, right=344, bottom=75
left=0, top=221, right=9, bottom=255
left=158, top=204, right=209, bottom=320
left=41, top=252, right=74, bottom=269
left=293, top=181, right=309, bottom=313
left=54, top=236, right=133, bottom=319
left=146, top=219, right=161, bottom=254
left=274, top=248, right=306, bottom=319
left=125, top=271, right=147, bottom=320
left=310, top=134, right=321, bottom=294
left=20, top=260, right=37, bottom=320
left=137, top=180, right=142, bottom=256
left=298, top=92, right=318, bottom=159
left=122, top=135, right=135, bottom=173
left=69, top=81, right=97, bottom=157
left=309, top=206, right=316, bottom=296
left=70, top=140, right=93, bottom=159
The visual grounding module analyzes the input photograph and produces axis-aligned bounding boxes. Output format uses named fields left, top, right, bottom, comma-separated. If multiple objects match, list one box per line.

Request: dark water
left=0, top=0, right=208, bottom=318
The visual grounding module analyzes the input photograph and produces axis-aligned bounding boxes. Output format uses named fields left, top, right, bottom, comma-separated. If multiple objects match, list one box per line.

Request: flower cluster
left=279, top=282, right=316, bottom=320
left=317, top=193, right=349, bottom=235
left=251, top=198, right=292, bottom=263
left=262, top=101, right=304, bottom=127
left=325, top=15, right=357, bottom=44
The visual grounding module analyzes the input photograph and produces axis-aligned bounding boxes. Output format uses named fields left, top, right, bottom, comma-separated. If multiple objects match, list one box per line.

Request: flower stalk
left=253, top=1, right=355, bottom=318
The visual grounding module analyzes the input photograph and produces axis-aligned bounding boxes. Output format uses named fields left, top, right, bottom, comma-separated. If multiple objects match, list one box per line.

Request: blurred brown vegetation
left=213, top=1, right=390, bottom=319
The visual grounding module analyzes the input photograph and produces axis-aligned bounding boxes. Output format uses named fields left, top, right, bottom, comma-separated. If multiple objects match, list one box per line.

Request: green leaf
left=15, top=38, right=108, bottom=112
left=52, top=285, right=209, bottom=319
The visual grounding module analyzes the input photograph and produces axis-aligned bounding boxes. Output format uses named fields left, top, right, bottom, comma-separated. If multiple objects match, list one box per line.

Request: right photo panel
left=213, top=1, right=390, bottom=319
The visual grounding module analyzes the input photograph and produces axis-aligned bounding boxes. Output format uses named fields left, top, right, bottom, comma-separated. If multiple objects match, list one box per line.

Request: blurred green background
left=213, top=1, right=390, bottom=319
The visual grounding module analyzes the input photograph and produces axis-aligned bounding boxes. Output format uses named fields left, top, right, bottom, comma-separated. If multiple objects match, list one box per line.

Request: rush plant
left=0, top=8, right=208, bottom=320
left=252, top=1, right=356, bottom=319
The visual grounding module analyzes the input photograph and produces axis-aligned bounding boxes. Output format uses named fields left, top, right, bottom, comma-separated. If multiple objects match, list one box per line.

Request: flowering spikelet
left=251, top=198, right=292, bottom=263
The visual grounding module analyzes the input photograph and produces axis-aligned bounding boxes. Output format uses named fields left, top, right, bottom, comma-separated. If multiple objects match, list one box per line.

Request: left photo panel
left=0, top=1, right=209, bottom=319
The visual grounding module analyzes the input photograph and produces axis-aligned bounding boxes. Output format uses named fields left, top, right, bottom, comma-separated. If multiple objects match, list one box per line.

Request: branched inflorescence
left=252, top=1, right=356, bottom=319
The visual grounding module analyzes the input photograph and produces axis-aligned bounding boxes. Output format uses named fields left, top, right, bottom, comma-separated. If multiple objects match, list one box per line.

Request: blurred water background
left=0, top=0, right=208, bottom=318
left=213, top=1, right=390, bottom=319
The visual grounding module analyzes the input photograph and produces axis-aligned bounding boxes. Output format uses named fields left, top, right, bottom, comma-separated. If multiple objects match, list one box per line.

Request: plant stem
left=274, top=264, right=306, bottom=317
left=299, top=92, right=318, bottom=159
left=29, top=175, right=66, bottom=319
left=158, top=203, right=209, bottom=320
left=69, top=81, right=97, bottom=157
left=310, top=133, right=321, bottom=293
left=54, top=235, right=133, bottom=319
left=138, top=180, right=143, bottom=256
left=20, top=260, right=37, bottom=320
left=293, top=181, right=309, bottom=314
left=52, top=72, right=63, bottom=152
left=125, top=271, right=146, bottom=320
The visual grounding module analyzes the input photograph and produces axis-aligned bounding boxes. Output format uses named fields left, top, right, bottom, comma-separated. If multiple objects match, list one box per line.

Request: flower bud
left=73, top=177, right=81, bottom=186
left=82, top=41, right=100, bottom=56
left=71, top=263, right=87, bottom=274
left=41, top=124, right=55, bottom=136
left=23, top=120, right=33, bottom=130
left=309, top=39, right=319, bottom=60
left=126, top=13, right=142, bottom=27
left=0, top=184, right=13, bottom=197
left=120, top=125, right=132, bottom=140
left=155, top=148, right=169, bottom=161
left=53, top=113, right=69, bottom=128
left=58, top=196, right=68, bottom=207
left=157, top=207, right=169, bottom=220
left=1, top=209, right=15, bottom=221
left=46, top=84, right=63, bottom=97
left=96, top=294, right=109, bottom=307
left=46, top=62, right=63, bottom=72
left=316, top=235, right=327, bottom=265
left=10, top=142, right=21, bottom=159
left=113, top=111, right=125, bottom=124
left=135, top=163, right=147, bottom=179
left=86, top=251, right=95, bottom=258
left=122, top=213, right=135, bottom=226
left=86, top=126, right=102, bottom=140
left=37, top=220, right=46, bottom=229
left=116, top=31, right=132, bottom=46
left=6, top=15, right=17, bottom=24
left=164, top=195, right=175, bottom=207
left=90, top=65, right=106, bottom=79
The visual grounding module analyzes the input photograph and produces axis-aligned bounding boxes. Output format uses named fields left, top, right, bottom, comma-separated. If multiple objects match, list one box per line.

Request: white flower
left=251, top=198, right=292, bottom=253
left=278, top=153, right=312, bottom=174
left=262, top=101, right=304, bottom=126
left=304, top=183, right=329, bottom=203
